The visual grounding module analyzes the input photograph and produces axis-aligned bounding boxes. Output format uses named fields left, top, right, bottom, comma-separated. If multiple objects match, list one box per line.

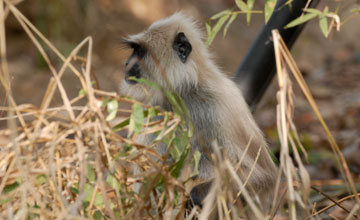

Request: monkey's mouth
left=125, top=63, right=141, bottom=84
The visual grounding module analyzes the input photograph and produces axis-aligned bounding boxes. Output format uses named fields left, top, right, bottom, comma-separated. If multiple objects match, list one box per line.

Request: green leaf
left=87, top=164, right=96, bottom=182
left=106, top=174, right=120, bottom=192
left=323, top=6, right=329, bottom=14
left=0, top=197, right=13, bottom=206
left=70, top=186, right=79, bottom=194
left=83, top=183, right=103, bottom=207
left=175, top=93, right=191, bottom=123
left=170, top=136, right=184, bottom=160
left=78, top=81, right=95, bottom=97
left=319, top=14, right=329, bottom=37
left=170, top=148, right=190, bottom=178
left=190, top=150, right=201, bottom=178
left=206, top=21, right=212, bottom=38
left=305, top=8, right=322, bottom=15
left=36, top=175, right=47, bottom=185
left=162, top=90, right=191, bottom=123
left=3, top=181, right=20, bottom=194
left=206, top=14, right=230, bottom=46
left=173, top=129, right=189, bottom=155
left=265, top=0, right=277, bottom=23
left=235, top=0, right=249, bottom=12
left=78, top=88, right=86, bottom=97
left=247, top=0, right=255, bottom=10
left=284, top=0, right=294, bottom=7
left=112, top=119, right=130, bottom=131
left=168, top=129, right=191, bottom=178
left=101, top=99, right=109, bottom=108
left=350, top=8, right=360, bottom=13
left=128, top=76, right=189, bottom=123
left=106, top=99, right=118, bottom=121
left=284, top=12, right=318, bottom=28
left=129, top=77, right=160, bottom=90
left=149, top=107, right=157, bottom=117
left=163, top=90, right=182, bottom=114
left=246, top=0, right=255, bottom=23
left=83, top=184, right=93, bottom=202
left=105, top=109, right=117, bottom=121
left=223, top=14, right=237, bottom=37
left=235, top=0, right=251, bottom=24
left=93, top=210, right=104, bottom=220
left=114, top=211, right=122, bottom=219
left=210, top=9, right=231, bottom=20
left=319, top=7, right=329, bottom=37
left=128, top=103, right=144, bottom=137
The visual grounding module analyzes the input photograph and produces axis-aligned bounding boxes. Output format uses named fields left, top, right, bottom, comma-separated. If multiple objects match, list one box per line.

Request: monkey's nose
left=125, top=63, right=141, bottom=84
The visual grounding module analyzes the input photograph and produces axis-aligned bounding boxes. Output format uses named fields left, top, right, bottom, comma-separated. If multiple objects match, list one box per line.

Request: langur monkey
left=119, top=12, right=277, bottom=215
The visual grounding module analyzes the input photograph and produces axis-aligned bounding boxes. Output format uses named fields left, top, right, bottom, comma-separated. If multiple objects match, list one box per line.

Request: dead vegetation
left=0, top=1, right=359, bottom=219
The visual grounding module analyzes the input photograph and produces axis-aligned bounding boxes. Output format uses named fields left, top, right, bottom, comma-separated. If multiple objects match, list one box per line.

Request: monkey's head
left=120, top=13, right=208, bottom=105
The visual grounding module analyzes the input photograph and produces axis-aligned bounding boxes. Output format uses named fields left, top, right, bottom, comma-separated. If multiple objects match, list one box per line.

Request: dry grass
left=272, top=29, right=360, bottom=219
left=0, top=1, right=190, bottom=219
left=0, top=1, right=359, bottom=219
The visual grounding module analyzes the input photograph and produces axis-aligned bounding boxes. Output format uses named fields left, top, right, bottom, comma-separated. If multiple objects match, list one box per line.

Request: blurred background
left=3, top=0, right=360, bottom=184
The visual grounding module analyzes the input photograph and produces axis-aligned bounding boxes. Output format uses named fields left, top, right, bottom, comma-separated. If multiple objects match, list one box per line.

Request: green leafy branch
left=109, top=76, right=199, bottom=180
left=206, top=0, right=360, bottom=46
left=285, top=7, right=341, bottom=38
left=206, top=0, right=275, bottom=46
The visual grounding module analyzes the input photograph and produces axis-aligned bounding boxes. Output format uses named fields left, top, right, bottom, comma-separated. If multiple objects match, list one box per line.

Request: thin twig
left=311, top=186, right=358, bottom=218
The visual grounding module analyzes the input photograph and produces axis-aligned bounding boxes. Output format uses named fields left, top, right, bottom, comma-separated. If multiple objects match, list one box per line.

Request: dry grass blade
left=345, top=204, right=359, bottom=220
left=305, top=193, right=360, bottom=220
left=272, top=29, right=360, bottom=219
left=273, top=29, right=304, bottom=220
left=224, top=160, right=264, bottom=219
left=0, top=1, right=192, bottom=219
left=5, top=1, right=87, bottom=90
left=275, top=30, right=360, bottom=204
left=311, top=186, right=358, bottom=218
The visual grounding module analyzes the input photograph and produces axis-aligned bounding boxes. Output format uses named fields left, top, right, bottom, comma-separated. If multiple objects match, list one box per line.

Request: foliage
left=206, top=0, right=359, bottom=45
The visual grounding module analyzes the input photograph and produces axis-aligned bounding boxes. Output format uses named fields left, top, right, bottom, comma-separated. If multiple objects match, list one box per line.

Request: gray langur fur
left=119, top=12, right=277, bottom=210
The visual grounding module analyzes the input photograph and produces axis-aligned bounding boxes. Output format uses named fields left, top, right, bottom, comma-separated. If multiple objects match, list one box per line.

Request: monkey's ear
left=173, top=32, right=192, bottom=63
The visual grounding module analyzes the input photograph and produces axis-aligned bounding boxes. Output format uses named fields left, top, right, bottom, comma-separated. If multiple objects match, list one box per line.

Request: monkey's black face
left=125, top=63, right=141, bottom=84
left=173, top=32, right=192, bottom=63
left=123, top=32, right=192, bottom=86
left=124, top=42, right=147, bottom=84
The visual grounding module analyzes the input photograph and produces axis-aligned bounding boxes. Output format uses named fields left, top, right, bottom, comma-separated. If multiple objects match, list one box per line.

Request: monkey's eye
left=173, top=32, right=192, bottom=63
